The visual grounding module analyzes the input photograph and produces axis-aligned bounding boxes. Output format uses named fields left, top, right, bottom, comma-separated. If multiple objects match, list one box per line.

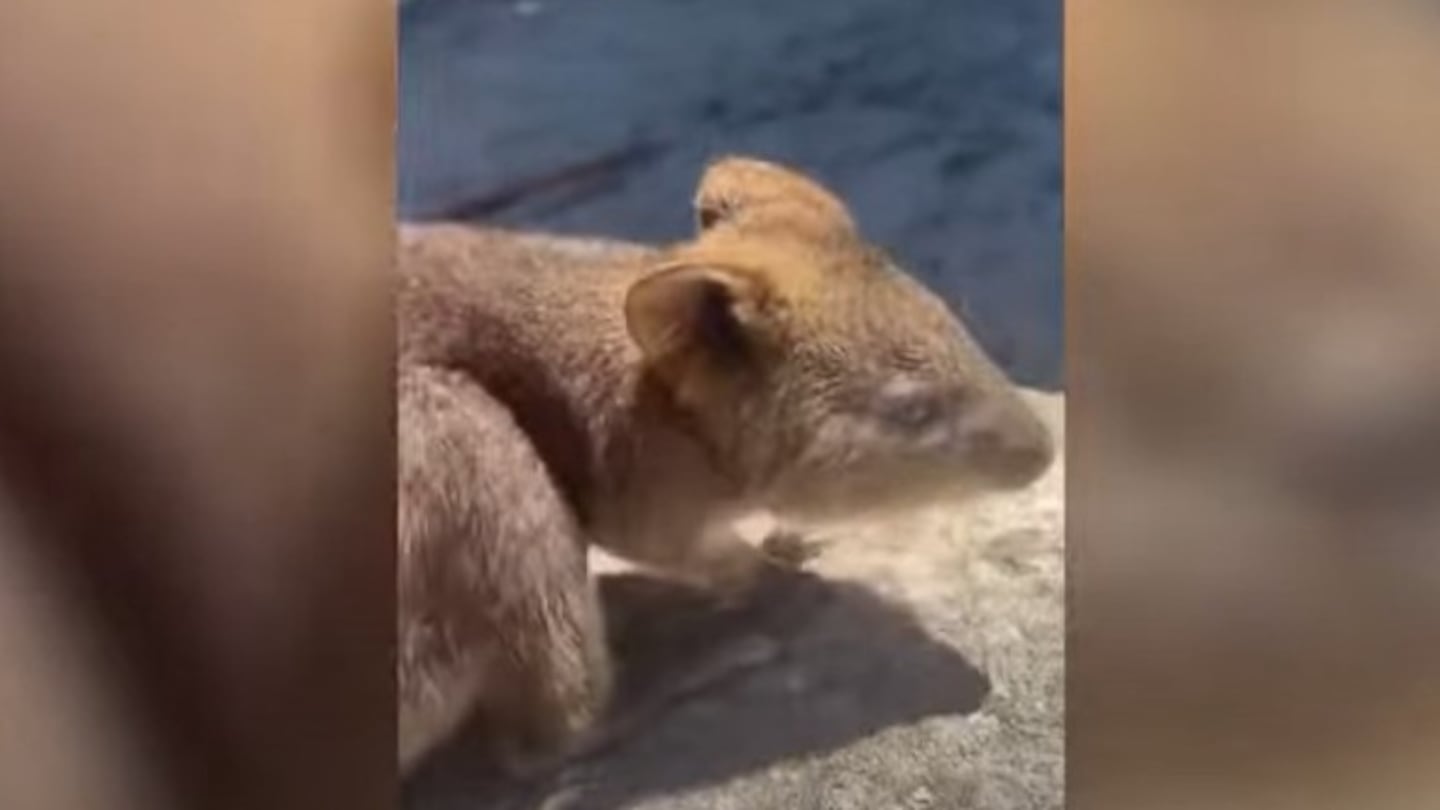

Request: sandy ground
left=398, top=0, right=1061, bottom=388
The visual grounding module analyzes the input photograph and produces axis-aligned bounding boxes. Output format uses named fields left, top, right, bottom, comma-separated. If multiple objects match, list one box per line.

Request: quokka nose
left=968, top=401, right=1055, bottom=488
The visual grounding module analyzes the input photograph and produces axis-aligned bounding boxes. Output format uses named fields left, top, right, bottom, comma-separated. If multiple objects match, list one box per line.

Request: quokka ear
left=624, top=263, right=774, bottom=382
left=694, top=156, right=857, bottom=237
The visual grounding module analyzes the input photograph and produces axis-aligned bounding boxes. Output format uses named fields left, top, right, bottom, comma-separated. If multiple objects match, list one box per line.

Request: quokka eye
left=885, top=393, right=944, bottom=429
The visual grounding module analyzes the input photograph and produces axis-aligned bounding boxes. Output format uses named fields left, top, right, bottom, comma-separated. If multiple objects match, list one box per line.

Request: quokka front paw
left=703, top=535, right=823, bottom=610
left=759, top=529, right=826, bottom=568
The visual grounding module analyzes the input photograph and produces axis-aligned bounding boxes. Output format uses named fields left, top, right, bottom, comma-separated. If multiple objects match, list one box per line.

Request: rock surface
left=398, top=0, right=1061, bottom=388
left=404, top=391, right=1064, bottom=810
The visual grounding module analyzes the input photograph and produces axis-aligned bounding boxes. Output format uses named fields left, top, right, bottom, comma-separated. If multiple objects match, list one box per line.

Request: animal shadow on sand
left=404, top=567, right=989, bottom=810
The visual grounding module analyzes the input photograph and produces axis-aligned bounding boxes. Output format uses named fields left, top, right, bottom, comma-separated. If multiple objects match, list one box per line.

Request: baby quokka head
left=625, top=156, right=1054, bottom=521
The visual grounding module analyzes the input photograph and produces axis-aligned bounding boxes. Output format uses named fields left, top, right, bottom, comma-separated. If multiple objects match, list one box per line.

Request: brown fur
left=396, top=156, right=1054, bottom=774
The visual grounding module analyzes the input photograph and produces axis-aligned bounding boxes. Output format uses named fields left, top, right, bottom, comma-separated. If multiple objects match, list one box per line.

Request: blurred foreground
left=0, top=2, right=394, bottom=809
left=1069, top=2, right=1440, bottom=808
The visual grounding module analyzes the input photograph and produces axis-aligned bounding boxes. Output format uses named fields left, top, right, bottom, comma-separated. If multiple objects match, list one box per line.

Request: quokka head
left=625, top=156, right=1054, bottom=521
